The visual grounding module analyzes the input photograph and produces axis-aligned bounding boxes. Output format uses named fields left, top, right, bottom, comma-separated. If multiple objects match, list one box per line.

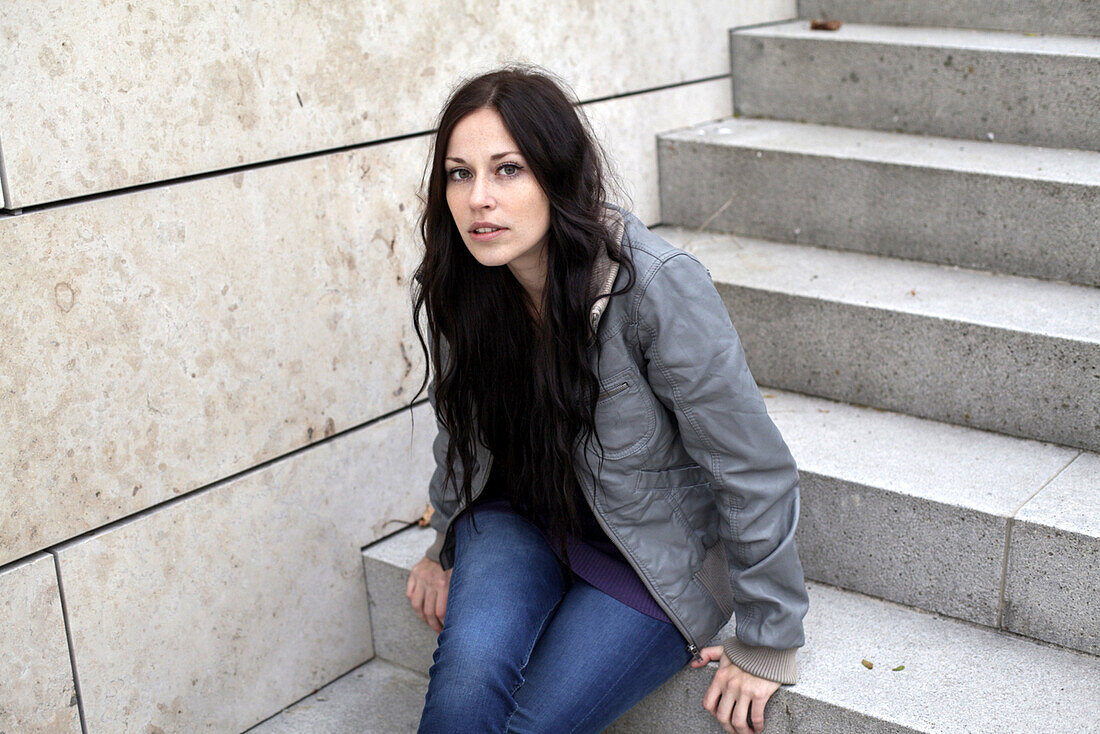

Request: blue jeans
left=417, top=504, right=692, bottom=733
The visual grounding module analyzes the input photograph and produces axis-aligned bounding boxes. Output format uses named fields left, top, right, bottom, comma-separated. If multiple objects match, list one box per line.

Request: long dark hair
left=409, top=66, right=636, bottom=570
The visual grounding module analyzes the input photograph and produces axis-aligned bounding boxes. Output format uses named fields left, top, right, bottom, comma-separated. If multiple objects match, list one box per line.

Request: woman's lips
left=470, top=226, right=507, bottom=242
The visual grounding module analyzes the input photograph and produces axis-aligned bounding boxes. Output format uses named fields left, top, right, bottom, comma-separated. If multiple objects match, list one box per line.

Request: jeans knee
left=430, top=628, right=522, bottom=693
left=422, top=643, right=522, bottom=733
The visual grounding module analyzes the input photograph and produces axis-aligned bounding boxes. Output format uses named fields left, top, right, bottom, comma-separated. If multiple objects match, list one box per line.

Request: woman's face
left=444, top=107, right=551, bottom=292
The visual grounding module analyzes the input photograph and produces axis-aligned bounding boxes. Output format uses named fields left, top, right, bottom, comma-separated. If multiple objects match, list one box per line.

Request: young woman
left=406, top=66, right=809, bottom=734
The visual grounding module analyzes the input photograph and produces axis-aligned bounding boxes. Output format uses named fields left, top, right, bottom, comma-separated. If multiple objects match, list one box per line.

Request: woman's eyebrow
left=445, top=151, right=522, bottom=164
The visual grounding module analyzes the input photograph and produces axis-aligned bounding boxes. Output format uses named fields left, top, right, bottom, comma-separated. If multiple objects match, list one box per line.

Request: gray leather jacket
left=422, top=206, right=809, bottom=685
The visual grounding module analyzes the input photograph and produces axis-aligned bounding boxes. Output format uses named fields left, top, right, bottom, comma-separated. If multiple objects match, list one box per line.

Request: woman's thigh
left=506, top=577, right=692, bottom=734
left=418, top=505, right=569, bottom=734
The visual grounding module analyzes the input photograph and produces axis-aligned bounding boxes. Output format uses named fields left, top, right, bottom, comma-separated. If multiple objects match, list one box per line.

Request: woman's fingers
left=716, top=684, right=737, bottom=733
left=732, top=694, right=755, bottom=734
left=749, top=696, right=766, bottom=733
left=422, top=586, right=442, bottom=632
left=408, top=578, right=427, bottom=625
left=433, top=583, right=448, bottom=628
left=690, top=644, right=724, bottom=668
left=407, top=557, right=450, bottom=632
left=700, top=650, right=779, bottom=733
left=701, top=666, right=725, bottom=714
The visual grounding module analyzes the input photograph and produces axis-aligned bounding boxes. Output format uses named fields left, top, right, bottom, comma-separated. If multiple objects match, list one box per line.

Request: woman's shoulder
left=607, top=205, right=711, bottom=294
left=610, top=205, right=704, bottom=271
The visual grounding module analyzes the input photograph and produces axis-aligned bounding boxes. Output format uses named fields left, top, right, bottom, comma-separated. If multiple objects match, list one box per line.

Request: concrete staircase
left=253, top=3, right=1100, bottom=732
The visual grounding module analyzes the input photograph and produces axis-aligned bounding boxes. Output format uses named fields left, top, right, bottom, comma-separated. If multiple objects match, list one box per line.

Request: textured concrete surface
left=732, top=21, right=1100, bottom=151
left=1005, top=451, right=1100, bottom=654
left=0, top=135, right=428, bottom=567
left=53, top=403, right=434, bottom=733
left=655, top=227, right=1100, bottom=451
left=0, top=553, right=80, bottom=734
left=584, top=78, right=731, bottom=226
left=360, top=531, right=1100, bottom=734
left=657, top=118, right=1100, bottom=285
left=608, top=582, right=1100, bottom=733
left=763, top=390, right=1079, bottom=628
left=246, top=658, right=429, bottom=734
left=798, top=0, right=1100, bottom=37
left=363, top=526, right=441, bottom=677
left=0, top=0, right=787, bottom=207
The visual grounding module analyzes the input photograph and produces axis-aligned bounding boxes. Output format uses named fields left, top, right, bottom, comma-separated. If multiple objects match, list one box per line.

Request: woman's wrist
left=721, top=637, right=799, bottom=685
left=424, top=529, right=445, bottom=564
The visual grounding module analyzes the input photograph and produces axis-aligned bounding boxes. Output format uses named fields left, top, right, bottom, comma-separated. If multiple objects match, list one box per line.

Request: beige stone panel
left=584, top=79, right=733, bottom=226
left=0, top=0, right=793, bottom=207
left=0, top=136, right=430, bottom=566
left=0, top=553, right=80, bottom=733
left=55, top=402, right=435, bottom=733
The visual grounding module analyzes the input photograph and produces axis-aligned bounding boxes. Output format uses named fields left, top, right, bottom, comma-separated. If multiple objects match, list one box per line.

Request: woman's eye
left=499, top=163, right=521, bottom=176
left=446, top=168, right=470, bottom=182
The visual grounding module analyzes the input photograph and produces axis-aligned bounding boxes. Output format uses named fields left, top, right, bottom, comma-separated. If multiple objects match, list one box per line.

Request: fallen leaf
left=892, top=665, right=905, bottom=671
left=862, top=659, right=873, bottom=669
left=810, top=19, right=842, bottom=30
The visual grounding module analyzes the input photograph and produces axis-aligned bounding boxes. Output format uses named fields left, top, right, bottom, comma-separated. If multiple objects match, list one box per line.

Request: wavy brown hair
left=409, top=66, right=636, bottom=570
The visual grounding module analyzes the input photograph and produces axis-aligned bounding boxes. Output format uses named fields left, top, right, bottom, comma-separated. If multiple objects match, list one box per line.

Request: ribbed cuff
left=424, top=530, right=445, bottom=564
left=722, top=637, right=799, bottom=685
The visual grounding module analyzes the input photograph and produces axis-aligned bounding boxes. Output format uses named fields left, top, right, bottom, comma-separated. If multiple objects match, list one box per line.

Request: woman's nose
left=469, top=175, right=494, bottom=208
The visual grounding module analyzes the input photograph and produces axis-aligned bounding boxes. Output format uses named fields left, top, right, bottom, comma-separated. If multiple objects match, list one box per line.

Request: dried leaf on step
left=861, top=659, right=873, bottom=669
left=892, top=665, right=905, bottom=671
left=810, top=19, right=842, bottom=30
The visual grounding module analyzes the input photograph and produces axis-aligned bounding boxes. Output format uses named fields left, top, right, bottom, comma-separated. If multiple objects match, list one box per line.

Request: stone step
left=797, top=0, right=1100, bottom=37
left=608, top=581, right=1100, bottom=733
left=757, top=391, right=1098, bottom=655
left=653, top=227, right=1100, bottom=452
left=657, top=118, right=1100, bottom=286
left=245, top=657, right=429, bottom=733
left=362, top=388, right=1098, bottom=659
left=356, top=528, right=1100, bottom=732
left=730, top=21, right=1100, bottom=152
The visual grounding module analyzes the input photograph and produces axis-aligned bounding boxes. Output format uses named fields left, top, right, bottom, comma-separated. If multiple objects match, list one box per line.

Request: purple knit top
left=469, top=461, right=673, bottom=624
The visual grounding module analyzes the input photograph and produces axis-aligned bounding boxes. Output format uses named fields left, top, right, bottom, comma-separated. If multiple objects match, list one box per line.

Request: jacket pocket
left=597, top=380, right=630, bottom=400
left=693, top=539, right=737, bottom=620
left=634, top=463, right=710, bottom=491
left=592, top=369, right=656, bottom=459
left=628, top=464, right=711, bottom=538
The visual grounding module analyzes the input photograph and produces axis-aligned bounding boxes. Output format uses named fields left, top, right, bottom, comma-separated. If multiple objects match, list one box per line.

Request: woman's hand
left=691, top=646, right=781, bottom=733
left=406, top=556, right=452, bottom=632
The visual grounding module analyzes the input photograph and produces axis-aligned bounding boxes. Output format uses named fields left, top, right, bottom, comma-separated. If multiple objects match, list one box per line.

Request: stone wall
left=0, top=1, right=794, bottom=730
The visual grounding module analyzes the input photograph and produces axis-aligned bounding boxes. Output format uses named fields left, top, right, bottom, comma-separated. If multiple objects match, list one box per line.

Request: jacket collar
left=587, top=207, right=625, bottom=335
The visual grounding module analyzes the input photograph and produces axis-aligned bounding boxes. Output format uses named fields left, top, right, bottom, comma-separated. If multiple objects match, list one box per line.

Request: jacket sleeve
left=422, top=377, right=450, bottom=566
left=422, top=338, right=465, bottom=570
left=635, top=251, right=809, bottom=685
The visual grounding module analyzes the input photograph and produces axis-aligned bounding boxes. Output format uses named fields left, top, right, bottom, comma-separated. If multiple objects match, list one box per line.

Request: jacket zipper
left=598, top=381, right=629, bottom=400
left=578, top=473, right=703, bottom=664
